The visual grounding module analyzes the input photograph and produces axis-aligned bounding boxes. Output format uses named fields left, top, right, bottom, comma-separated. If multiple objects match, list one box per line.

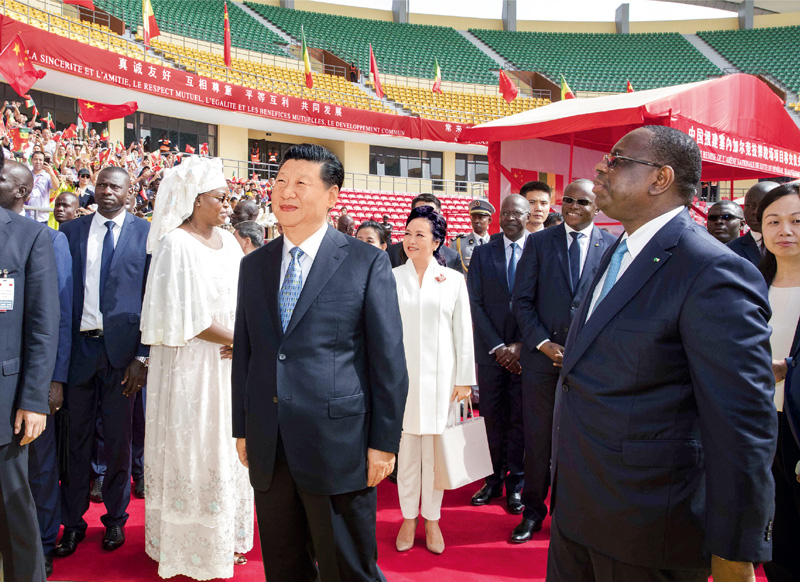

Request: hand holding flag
left=0, top=34, right=46, bottom=97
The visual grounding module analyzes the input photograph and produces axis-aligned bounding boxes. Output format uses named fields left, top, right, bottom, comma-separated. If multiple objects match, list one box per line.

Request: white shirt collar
left=621, top=206, right=684, bottom=260
left=92, top=210, right=127, bottom=230
left=283, top=222, right=328, bottom=262
left=564, top=222, right=594, bottom=238
left=502, top=234, right=525, bottom=249
left=751, top=231, right=763, bottom=243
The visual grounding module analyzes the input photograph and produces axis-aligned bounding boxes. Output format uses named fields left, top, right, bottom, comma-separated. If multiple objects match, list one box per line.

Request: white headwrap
left=146, top=156, right=228, bottom=254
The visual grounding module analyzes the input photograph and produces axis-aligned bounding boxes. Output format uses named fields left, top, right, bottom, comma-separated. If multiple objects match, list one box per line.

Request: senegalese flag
left=142, top=0, right=160, bottom=48
left=560, top=74, right=576, bottom=100
left=101, top=127, right=109, bottom=139
left=301, top=25, right=312, bottom=89
left=45, top=112, right=54, bottom=129
left=23, top=94, right=38, bottom=118
left=432, top=58, right=442, bottom=94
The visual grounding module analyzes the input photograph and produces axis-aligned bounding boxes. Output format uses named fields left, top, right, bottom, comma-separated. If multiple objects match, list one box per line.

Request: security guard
left=454, top=198, right=494, bottom=273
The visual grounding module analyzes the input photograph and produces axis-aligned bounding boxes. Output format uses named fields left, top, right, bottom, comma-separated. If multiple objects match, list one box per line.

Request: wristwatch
left=135, top=356, right=150, bottom=367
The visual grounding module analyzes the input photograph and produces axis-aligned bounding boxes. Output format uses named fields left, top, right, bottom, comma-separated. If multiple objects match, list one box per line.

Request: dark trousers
left=520, top=370, right=558, bottom=521
left=764, top=411, right=800, bottom=582
left=0, top=438, right=46, bottom=582
left=92, top=387, right=145, bottom=480
left=28, top=418, right=60, bottom=555
left=546, top=513, right=710, bottom=582
left=477, top=363, right=524, bottom=494
left=61, top=337, right=134, bottom=533
left=254, top=435, right=386, bottom=582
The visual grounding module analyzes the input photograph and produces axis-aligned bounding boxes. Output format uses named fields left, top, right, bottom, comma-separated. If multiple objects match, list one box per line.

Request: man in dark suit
left=511, top=178, right=616, bottom=544
left=56, top=166, right=150, bottom=556
left=728, top=181, right=779, bottom=267
left=0, top=165, right=59, bottom=580
left=232, top=144, right=408, bottom=582
left=387, top=193, right=464, bottom=274
left=467, top=194, right=530, bottom=514
left=0, top=160, right=73, bottom=577
left=547, top=126, right=776, bottom=581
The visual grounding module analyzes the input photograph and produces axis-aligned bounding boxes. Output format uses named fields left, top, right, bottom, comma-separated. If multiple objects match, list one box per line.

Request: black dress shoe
left=506, top=492, right=524, bottom=514
left=133, top=477, right=145, bottom=499
left=510, top=517, right=543, bottom=543
left=102, top=525, right=126, bottom=551
left=55, top=531, right=85, bottom=557
left=470, top=483, right=503, bottom=506
left=90, top=479, right=103, bottom=503
left=44, top=554, right=53, bottom=578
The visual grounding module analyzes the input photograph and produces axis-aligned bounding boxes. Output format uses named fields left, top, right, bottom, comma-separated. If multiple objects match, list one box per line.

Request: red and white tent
left=460, top=74, right=800, bottom=228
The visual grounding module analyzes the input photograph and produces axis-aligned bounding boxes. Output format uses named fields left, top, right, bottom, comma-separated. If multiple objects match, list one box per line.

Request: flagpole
left=568, top=132, right=575, bottom=185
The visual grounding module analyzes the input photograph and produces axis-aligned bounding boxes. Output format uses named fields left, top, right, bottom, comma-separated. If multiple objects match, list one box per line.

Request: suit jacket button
left=562, top=384, right=570, bottom=392
left=562, top=327, right=569, bottom=334
left=273, top=396, right=278, bottom=404
left=278, top=353, right=286, bottom=361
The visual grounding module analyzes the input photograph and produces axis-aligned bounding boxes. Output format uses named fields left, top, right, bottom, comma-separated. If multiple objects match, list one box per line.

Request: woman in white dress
left=393, top=205, right=475, bottom=555
left=140, top=157, right=254, bottom=580
left=758, top=183, right=800, bottom=581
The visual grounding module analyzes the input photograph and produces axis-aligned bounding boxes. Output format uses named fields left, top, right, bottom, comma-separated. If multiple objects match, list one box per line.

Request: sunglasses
left=707, top=214, right=742, bottom=222
left=203, top=193, right=231, bottom=204
left=561, top=196, right=593, bottom=206
left=603, top=153, right=662, bottom=169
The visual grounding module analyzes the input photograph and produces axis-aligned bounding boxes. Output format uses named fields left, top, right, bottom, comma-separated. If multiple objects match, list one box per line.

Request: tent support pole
left=730, top=167, right=735, bottom=200
left=568, top=132, right=575, bottom=183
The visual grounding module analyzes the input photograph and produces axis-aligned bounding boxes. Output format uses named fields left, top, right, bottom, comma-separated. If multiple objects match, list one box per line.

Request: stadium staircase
left=458, top=30, right=507, bottom=71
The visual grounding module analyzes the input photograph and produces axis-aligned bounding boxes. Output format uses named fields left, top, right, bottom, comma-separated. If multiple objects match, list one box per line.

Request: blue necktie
left=507, top=242, right=518, bottom=292
left=595, top=239, right=628, bottom=306
left=99, top=220, right=115, bottom=313
left=279, top=247, right=304, bottom=332
left=568, top=231, right=583, bottom=294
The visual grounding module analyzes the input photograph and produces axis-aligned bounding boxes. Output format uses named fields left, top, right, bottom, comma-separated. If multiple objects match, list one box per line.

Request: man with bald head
left=706, top=200, right=744, bottom=245
left=337, top=212, right=355, bottom=236
left=728, top=181, right=779, bottom=267
left=467, top=194, right=529, bottom=514
left=0, top=159, right=72, bottom=577
left=231, top=198, right=259, bottom=226
left=546, top=127, right=775, bottom=581
left=511, top=178, right=616, bottom=544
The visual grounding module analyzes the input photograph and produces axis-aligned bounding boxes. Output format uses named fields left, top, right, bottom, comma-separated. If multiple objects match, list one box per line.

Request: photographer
left=27, top=151, right=58, bottom=223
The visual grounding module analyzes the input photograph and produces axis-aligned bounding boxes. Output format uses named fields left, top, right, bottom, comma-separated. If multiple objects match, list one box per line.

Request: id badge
left=0, top=277, right=14, bottom=312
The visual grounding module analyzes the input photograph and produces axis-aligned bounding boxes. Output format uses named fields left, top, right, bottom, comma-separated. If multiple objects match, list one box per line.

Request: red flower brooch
left=435, top=274, right=446, bottom=283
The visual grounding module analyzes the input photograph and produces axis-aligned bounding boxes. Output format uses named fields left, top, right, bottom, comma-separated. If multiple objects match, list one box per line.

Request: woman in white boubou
left=393, top=205, right=476, bottom=555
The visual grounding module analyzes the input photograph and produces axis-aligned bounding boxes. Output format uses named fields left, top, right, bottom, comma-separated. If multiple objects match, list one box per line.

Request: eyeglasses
left=603, top=153, right=662, bottom=169
left=707, top=214, right=742, bottom=222
left=500, top=210, right=529, bottom=219
left=203, top=193, right=230, bottom=204
left=561, top=196, right=593, bottom=206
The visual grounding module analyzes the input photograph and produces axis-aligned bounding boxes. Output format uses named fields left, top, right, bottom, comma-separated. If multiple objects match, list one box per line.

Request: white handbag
left=433, top=399, right=493, bottom=490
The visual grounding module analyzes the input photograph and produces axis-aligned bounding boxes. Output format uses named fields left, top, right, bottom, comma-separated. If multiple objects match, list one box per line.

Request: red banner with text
left=0, top=15, right=472, bottom=143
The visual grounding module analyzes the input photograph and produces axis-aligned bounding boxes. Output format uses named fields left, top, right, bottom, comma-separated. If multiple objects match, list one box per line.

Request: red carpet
left=51, top=481, right=766, bottom=582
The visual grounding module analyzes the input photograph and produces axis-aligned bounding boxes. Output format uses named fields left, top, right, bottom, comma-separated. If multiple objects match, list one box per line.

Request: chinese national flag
left=143, top=0, right=160, bottom=48
left=185, top=144, right=196, bottom=154
left=626, top=80, right=634, bottom=93
left=498, top=70, right=518, bottom=103
left=200, top=143, right=209, bottom=156
left=0, top=34, right=46, bottom=97
left=223, top=1, right=232, bottom=69
left=78, top=99, right=138, bottom=122
left=369, top=44, right=383, bottom=99
left=60, top=124, right=77, bottom=140
left=64, top=0, right=96, bottom=9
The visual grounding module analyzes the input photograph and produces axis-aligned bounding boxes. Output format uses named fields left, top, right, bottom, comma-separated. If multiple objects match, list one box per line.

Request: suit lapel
left=551, top=224, right=571, bottom=294
left=0, top=209, right=11, bottom=258
left=574, top=226, right=607, bottom=298
left=109, top=212, right=134, bottom=272
left=260, top=237, right=284, bottom=339
left=78, top=215, right=92, bottom=286
left=745, top=232, right=761, bottom=266
left=561, top=213, right=688, bottom=377
left=491, top=237, right=509, bottom=293
left=283, top=227, right=349, bottom=338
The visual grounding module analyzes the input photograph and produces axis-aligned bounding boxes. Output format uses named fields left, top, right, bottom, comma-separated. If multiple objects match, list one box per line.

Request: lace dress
left=140, top=227, right=254, bottom=580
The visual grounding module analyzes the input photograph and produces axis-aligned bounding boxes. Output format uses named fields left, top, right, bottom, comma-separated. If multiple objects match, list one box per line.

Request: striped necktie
left=279, top=247, right=304, bottom=332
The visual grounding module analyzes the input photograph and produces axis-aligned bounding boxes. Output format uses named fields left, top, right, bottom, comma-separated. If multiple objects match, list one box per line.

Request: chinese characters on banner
left=0, top=15, right=472, bottom=144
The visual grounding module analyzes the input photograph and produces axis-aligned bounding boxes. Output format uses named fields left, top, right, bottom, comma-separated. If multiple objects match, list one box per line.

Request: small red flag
left=98, top=148, right=111, bottom=166
left=223, top=1, right=232, bottom=69
left=0, top=35, right=46, bottom=97
left=143, top=0, right=160, bottom=48
left=200, top=142, right=209, bottom=156
left=78, top=99, right=138, bottom=122
left=626, top=80, right=634, bottom=93
left=498, top=70, right=518, bottom=103
left=185, top=144, right=196, bottom=154
left=369, top=44, right=383, bottom=99
left=61, top=124, right=77, bottom=140
left=63, top=0, right=96, bottom=9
